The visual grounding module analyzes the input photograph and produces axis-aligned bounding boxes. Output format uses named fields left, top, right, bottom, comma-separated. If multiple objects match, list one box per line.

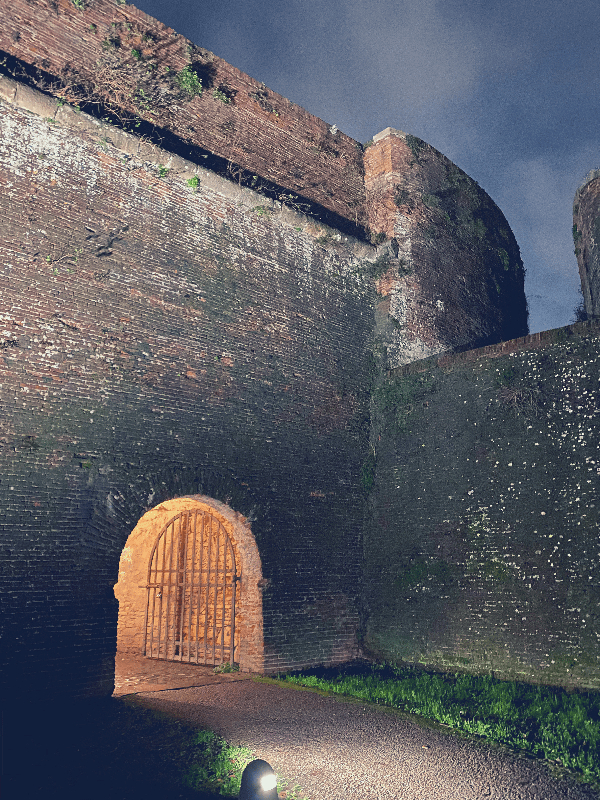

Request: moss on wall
left=365, top=328, right=600, bottom=689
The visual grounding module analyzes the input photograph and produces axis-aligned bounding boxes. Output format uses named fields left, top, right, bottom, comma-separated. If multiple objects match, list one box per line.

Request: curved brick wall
left=574, top=170, right=600, bottom=318
left=366, top=322, right=600, bottom=690
left=366, top=129, right=528, bottom=368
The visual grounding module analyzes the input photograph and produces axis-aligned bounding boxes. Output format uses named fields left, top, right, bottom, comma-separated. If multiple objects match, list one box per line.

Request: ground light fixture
left=239, top=758, right=279, bottom=800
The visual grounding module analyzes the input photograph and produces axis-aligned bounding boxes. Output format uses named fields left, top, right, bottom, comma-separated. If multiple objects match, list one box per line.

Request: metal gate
left=143, top=508, right=238, bottom=665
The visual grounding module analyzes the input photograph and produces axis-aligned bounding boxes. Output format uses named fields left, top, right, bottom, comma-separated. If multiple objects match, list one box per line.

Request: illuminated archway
left=114, top=496, right=264, bottom=673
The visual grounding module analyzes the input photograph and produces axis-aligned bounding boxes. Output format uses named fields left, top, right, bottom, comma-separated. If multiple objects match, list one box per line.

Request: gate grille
left=143, top=509, right=238, bottom=665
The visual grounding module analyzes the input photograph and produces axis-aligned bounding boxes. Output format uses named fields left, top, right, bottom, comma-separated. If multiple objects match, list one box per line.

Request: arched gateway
left=114, top=496, right=264, bottom=673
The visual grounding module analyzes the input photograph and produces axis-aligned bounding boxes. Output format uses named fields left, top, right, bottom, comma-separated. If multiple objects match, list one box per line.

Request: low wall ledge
left=574, top=167, right=600, bottom=202
left=372, top=127, right=408, bottom=144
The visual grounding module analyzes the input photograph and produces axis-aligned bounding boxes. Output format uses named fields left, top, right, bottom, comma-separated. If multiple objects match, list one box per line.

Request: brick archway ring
left=114, top=495, right=264, bottom=673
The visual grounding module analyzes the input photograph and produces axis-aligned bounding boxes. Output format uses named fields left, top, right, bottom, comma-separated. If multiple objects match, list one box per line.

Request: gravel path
left=133, top=680, right=599, bottom=800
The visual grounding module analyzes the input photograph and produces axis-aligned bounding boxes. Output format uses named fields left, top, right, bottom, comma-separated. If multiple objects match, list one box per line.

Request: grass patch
left=276, top=661, right=600, bottom=789
left=2, top=695, right=288, bottom=800
left=184, top=728, right=254, bottom=795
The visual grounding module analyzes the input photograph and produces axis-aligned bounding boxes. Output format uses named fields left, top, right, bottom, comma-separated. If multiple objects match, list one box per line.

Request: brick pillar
left=364, top=127, right=415, bottom=240
left=363, top=128, right=528, bottom=368
left=364, top=128, right=448, bottom=366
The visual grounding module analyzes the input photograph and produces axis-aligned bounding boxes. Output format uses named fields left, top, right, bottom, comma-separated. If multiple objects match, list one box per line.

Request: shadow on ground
left=2, top=696, right=224, bottom=800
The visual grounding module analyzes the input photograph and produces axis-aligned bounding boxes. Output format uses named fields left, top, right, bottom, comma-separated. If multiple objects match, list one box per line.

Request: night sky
left=135, top=0, right=599, bottom=335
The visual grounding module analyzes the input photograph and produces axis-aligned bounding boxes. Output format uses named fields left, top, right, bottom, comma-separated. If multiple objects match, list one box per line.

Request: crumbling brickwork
left=365, top=129, right=527, bottom=368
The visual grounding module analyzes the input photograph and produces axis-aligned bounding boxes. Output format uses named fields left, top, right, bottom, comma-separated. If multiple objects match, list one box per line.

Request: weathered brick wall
left=574, top=170, right=600, bottom=319
left=365, top=129, right=528, bottom=369
left=0, top=0, right=366, bottom=230
left=365, top=322, right=600, bottom=690
left=0, top=0, right=546, bottom=704
left=0, top=0, right=530, bottom=365
left=0, top=79, right=376, bottom=701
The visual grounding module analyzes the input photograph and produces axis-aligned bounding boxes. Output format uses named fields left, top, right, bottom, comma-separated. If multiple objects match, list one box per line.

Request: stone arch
left=114, top=495, right=264, bottom=673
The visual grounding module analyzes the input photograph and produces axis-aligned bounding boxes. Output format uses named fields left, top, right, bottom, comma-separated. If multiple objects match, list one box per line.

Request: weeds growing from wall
left=405, top=134, right=428, bottom=166
left=374, top=375, right=435, bottom=433
left=175, top=64, right=203, bottom=97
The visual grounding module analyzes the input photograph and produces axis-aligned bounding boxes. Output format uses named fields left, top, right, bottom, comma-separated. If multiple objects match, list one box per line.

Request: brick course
left=0, top=85, right=374, bottom=700
left=0, top=0, right=366, bottom=229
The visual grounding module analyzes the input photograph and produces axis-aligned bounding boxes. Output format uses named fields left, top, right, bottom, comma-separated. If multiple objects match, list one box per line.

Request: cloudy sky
left=136, top=0, right=599, bottom=335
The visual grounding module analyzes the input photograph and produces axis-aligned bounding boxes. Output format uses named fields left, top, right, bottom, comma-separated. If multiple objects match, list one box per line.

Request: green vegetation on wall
left=365, top=330, right=600, bottom=689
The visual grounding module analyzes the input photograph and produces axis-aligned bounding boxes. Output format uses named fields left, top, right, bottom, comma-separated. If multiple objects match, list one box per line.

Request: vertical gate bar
left=160, top=520, right=171, bottom=659
left=177, top=513, right=187, bottom=661
left=172, top=514, right=179, bottom=660
left=220, top=523, right=226, bottom=663
left=211, top=523, right=217, bottom=664
left=172, top=515, right=181, bottom=659
left=163, top=516, right=177, bottom=660
left=189, top=509, right=198, bottom=664
left=197, top=511, right=205, bottom=664
left=212, top=524, right=219, bottom=664
left=176, top=513, right=186, bottom=661
left=156, top=520, right=168, bottom=659
left=204, top=512, right=211, bottom=662
left=183, top=511, right=191, bottom=662
left=156, top=521, right=168, bottom=658
left=230, top=540, right=237, bottom=665
left=157, top=522, right=173, bottom=658
left=176, top=512, right=183, bottom=660
left=150, top=524, right=160, bottom=658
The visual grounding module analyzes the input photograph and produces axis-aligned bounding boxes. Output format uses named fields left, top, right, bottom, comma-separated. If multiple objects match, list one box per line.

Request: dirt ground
left=5, top=656, right=596, bottom=800
left=113, top=651, right=255, bottom=695
left=133, top=680, right=600, bottom=800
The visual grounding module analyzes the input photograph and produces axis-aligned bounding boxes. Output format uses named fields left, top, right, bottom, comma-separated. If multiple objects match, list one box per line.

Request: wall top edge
left=574, top=168, right=600, bottom=205
left=372, top=127, right=409, bottom=144
left=0, top=72, right=375, bottom=257
left=389, top=318, right=600, bottom=377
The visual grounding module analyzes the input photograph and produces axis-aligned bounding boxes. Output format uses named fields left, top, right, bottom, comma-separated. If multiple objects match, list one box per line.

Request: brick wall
left=365, top=323, right=600, bottom=689
left=365, top=129, right=528, bottom=369
left=0, top=0, right=554, bottom=703
left=0, top=80, right=376, bottom=701
left=0, top=0, right=366, bottom=231
left=574, top=171, right=600, bottom=318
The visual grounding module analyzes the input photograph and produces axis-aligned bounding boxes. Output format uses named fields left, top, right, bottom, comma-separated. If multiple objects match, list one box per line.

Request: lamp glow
left=260, top=773, right=278, bottom=791
left=239, top=758, right=278, bottom=800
